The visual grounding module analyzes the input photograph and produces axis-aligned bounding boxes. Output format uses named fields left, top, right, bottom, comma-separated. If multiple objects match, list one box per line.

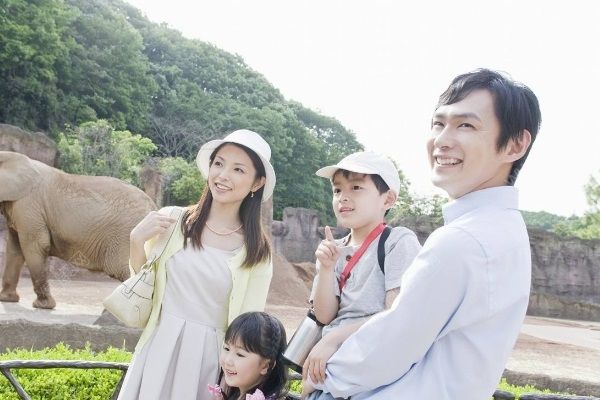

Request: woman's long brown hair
left=182, top=143, right=271, bottom=267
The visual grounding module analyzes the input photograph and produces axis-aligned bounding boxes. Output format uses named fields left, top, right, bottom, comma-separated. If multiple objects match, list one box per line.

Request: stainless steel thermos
left=282, top=310, right=325, bottom=373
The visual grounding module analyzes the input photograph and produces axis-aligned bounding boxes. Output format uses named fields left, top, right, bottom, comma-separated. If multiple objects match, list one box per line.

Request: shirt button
left=346, top=255, right=352, bottom=261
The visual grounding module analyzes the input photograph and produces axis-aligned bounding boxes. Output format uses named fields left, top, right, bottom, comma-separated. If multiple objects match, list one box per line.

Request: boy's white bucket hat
left=196, top=129, right=276, bottom=202
left=316, top=151, right=400, bottom=195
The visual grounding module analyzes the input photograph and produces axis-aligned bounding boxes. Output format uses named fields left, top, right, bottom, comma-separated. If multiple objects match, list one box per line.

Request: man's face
left=427, top=89, right=512, bottom=199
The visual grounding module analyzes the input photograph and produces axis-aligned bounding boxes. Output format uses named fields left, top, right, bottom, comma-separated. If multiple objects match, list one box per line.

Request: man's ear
left=503, top=129, right=532, bottom=162
left=384, top=190, right=398, bottom=211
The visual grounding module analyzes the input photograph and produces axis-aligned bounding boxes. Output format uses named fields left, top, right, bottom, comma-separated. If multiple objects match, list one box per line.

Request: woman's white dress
left=118, top=244, right=235, bottom=400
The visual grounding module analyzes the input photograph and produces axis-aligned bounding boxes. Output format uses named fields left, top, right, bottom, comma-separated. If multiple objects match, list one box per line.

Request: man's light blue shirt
left=314, top=186, right=531, bottom=399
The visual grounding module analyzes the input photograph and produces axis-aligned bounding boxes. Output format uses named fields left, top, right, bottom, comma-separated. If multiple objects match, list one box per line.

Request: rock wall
left=138, top=158, right=164, bottom=207
left=272, top=207, right=347, bottom=263
left=271, top=208, right=600, bottom=321
left=528, top=229, right=599, bottom=305
left=0, top=124, right=57, bottom=166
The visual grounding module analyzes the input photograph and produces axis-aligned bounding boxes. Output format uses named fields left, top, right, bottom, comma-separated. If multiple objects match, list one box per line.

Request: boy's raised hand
left=315, top=226, right=340, bottom=270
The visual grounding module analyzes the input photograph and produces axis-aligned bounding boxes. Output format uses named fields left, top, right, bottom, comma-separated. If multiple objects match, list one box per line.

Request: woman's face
left=208, top=144, right=265, bottom=206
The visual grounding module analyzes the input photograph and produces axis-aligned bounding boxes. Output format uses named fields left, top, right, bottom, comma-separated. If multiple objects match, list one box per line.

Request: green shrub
left=0, top=343, right=132, bottom=400
left=496, top=378, right=566, bottom=399
left=287, top=377, right=567, bottom=399
left=0, top=345, right=570, bottom=400
left=159, top=157, right=204, bottom=206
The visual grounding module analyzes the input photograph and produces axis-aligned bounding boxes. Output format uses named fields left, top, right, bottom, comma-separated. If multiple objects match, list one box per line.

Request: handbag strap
left=145, top=207, right=184, bottom=266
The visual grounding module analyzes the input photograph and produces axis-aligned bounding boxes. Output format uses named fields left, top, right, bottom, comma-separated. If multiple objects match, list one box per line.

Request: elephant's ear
left=0, top=151, right=39, bottom=201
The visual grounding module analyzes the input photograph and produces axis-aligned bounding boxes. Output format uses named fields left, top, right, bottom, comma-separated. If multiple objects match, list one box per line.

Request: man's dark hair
left=436, top=68, right=541, bottom=185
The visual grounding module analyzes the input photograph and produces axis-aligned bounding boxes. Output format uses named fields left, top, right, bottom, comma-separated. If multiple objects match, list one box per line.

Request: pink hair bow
left=207, top=384, right=224, bottom=399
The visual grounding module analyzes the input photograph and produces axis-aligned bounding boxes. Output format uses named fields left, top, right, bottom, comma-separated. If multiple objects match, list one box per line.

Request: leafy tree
left=520, top=210, right=569, bottom=231
left=56, top=120, right=156, bottom=185
left=289, top=101, right=363, bottom=164
left=0, top=0, right=414, bottom=223
left=388, top=169, right=447, bottom=226
left=0, top=0, right=73, bottom=131
left=59, top=0, right=157, bottom=132
left=159, top=157, right=204, bottom=206
left=554, top=171, right=600, bottom=239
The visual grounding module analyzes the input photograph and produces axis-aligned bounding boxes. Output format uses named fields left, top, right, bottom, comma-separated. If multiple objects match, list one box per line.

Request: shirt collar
left=442, top=186, right=519, bottom=225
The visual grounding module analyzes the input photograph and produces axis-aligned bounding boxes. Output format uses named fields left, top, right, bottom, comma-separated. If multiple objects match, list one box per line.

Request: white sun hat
left=196, top=129, right=276, bottom=202
left=315, top=151, right=400, bottom=195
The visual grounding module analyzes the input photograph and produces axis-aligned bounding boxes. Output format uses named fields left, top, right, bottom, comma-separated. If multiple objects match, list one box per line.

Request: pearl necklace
left=205, top=222, right=243, bottom=236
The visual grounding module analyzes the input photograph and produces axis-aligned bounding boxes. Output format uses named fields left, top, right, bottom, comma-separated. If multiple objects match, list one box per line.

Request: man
left=304, top=69, right=541, bottom=399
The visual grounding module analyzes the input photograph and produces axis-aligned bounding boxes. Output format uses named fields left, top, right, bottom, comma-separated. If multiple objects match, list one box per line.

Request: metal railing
left=1, top=361, right=597, bottom=400
left=0, top=360, right=128, bottom=400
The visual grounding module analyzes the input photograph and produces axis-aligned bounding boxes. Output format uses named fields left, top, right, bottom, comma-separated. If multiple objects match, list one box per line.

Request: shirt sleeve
left=317, top=227, right=481, bottom=398
left=384, top=228, right=422, bottom=291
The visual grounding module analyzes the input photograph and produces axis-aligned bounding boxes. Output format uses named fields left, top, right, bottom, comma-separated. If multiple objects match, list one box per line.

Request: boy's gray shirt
left=310, top=226, right=421, bottom=336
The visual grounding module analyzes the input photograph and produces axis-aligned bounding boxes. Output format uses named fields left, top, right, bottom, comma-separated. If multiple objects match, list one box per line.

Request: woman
left=118, top=129, right=276, bottom=400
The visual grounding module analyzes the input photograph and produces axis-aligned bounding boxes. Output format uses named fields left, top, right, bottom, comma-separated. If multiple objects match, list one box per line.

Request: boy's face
left=428, top=89, right=513, bottom=200
left=331, top=172, right=392, bottom=230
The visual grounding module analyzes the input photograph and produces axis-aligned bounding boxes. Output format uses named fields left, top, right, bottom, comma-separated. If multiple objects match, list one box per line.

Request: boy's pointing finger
left=325, top=225, right=335, bottom=242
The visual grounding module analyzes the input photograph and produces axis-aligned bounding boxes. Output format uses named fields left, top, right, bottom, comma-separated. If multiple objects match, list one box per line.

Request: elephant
left=0, top=151, right=156, bottom=309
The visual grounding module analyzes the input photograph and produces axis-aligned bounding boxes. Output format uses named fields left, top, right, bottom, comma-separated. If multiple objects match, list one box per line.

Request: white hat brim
left=315, top=163, right=378, bottom=179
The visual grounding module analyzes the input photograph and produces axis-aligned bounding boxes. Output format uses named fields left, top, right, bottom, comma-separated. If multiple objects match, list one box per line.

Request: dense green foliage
left=288, top=377, right=564, bottom=399
left=553, top=171, right=600, bottom=240
left=56, top=120, right=156, bottom=186
left=159, top=156, right=204, bottom=206
left=0, top=343, right=131, bottom=400
left=0, top=346, right=571, bottom=400
left=522, top=171, right=600, bottom=240
left=520, top=210, right=570, bottom=231
left=0, top=0, right=364, bottom=222
left=496, top=378, right=566, bottom=399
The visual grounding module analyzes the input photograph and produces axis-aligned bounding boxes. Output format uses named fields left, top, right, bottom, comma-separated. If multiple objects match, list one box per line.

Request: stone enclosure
left=272, top=208, right=600, bottom=321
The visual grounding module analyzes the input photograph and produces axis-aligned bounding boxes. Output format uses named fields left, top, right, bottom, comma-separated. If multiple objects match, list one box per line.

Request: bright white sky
left=125, top=0, right=600, bottom=216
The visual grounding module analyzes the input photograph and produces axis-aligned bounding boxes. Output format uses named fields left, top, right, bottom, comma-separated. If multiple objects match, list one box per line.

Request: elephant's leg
left=20, top=234, right=56, bottom=309
left=0, top=229, right=24, bottom=302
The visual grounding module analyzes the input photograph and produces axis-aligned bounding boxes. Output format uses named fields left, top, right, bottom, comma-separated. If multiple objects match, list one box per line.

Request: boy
left=304, top=151, right=422, bottom=400
left=305, top=69, right=541, bottom=400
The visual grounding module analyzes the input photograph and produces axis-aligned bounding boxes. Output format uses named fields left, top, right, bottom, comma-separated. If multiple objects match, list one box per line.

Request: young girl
left=208, top=312, right=289, bottom=400
left=118, top=130, right=276, bottom=400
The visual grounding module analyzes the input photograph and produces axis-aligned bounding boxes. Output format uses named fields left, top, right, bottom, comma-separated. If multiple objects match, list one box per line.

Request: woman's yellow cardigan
left=132, top=206, right=273, bottom=352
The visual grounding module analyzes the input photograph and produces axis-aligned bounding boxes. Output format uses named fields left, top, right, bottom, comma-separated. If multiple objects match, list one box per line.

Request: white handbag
left=103, top=208, right=182, bottom=328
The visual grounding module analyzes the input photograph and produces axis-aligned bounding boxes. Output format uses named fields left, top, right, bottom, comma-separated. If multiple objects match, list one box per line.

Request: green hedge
left=288, top=377, right=562, bottom=399
left=0, top=345, right=565, bottom=400
left=0, top=343, right=132, bottom=400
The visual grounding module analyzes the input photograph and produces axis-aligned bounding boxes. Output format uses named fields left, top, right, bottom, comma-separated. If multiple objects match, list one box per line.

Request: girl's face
left=220, top=339, right=270, bottom=394
left=208, top=144, right=265, bottom=206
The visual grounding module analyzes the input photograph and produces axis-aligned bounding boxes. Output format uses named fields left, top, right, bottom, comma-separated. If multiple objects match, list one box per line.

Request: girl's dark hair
left=182, top=142, right=271, bottom=267
left=221, top=312, right=289, bottom=400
